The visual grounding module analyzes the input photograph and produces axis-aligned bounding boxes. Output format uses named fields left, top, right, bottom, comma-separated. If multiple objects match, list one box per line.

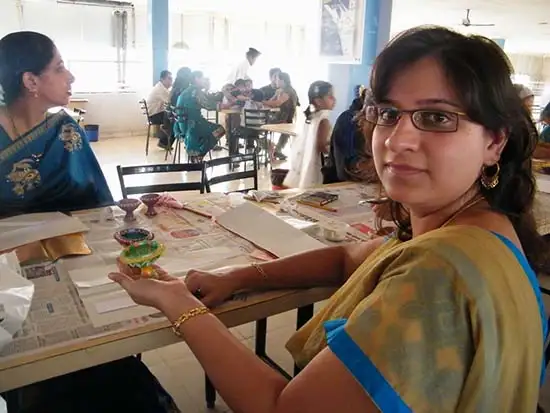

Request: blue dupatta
left=0, top=110, right=113, bottom=217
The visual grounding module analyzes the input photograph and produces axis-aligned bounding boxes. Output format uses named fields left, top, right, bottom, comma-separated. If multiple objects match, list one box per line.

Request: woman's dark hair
left=277, top=72, right=292, bottom=88
left=304, top=80, right=333, bottom=122
left=191, top=71, right=203, bottom=83
left=346, top=89, right=377, bottom=182
left=246, top=48, right=261, bottom=59
left=235, top=78, right=247, bottom=88
left=269, top=67, right=282, bottom=78
left=170, top=66, right=192, bottom=106
left=541, top=102, right=550, bottom=123
left=0, top=31, right=56, bottom=106
left=370, top=26, right=546, bottom=271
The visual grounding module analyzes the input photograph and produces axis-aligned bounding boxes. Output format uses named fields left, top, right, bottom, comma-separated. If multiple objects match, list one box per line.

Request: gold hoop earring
left=480, top=163, right=500, bottom=189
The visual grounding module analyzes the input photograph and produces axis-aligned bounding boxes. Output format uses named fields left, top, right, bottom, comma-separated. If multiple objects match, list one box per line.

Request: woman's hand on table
left=185, top=269, right=239, bottom=307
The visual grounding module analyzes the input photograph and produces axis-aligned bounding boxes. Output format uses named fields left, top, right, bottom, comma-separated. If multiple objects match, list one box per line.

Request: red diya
left=140, top=193, right=161, bottom=217
left=114, top=228, right=154, bottom=247
left=116, top=198, right=141, bottom=222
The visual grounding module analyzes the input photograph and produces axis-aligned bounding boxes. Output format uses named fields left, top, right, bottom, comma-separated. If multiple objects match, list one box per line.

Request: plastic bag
left=0, top=252, right=34, bottom=350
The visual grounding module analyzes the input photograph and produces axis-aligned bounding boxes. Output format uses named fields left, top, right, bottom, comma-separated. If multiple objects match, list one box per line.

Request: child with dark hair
left=284, top=80, right=336, bottom=188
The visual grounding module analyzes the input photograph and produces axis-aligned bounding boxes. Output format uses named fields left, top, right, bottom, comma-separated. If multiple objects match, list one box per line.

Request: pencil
left=296, top=200, right=338, bottom=212
left=181, top=205, right=212, bottom=219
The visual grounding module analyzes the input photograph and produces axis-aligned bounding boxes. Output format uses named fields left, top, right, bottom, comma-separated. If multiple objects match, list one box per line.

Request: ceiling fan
left=461, top=9, right=495, bottom=27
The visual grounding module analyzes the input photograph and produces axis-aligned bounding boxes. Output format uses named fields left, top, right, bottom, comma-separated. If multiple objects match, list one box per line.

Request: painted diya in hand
left=114, top=228, right=154, bottom=247
left=118, top=240, right=165, bottom=278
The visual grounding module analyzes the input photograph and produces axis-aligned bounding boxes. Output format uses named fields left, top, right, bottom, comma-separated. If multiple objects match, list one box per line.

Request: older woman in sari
left=0, top=31, right=179, bottom=413
left=0, top=32, right=113, bottom=218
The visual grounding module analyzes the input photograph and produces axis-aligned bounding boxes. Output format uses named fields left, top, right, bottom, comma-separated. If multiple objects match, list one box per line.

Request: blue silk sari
left=0, top=110, right=113, bottom=217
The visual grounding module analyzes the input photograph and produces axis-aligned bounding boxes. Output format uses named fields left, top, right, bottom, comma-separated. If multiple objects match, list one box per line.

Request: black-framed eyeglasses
left=365, top=105, right=468, bottom=133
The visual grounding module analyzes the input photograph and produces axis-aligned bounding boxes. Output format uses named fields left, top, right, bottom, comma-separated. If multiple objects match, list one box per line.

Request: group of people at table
left=0, top=24, right=550, bottom=413
left=145, top=48, right=300, bottom=163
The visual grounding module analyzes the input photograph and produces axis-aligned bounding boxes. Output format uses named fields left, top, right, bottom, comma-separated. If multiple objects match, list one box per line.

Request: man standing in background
left=146, top=70, right=172, bottom=125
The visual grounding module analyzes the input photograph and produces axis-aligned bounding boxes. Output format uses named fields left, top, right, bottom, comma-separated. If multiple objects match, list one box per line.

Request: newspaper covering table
left=0, top=194, right=279, bottom=364
left=0, top=189, right=357, bottom=367
left=2, top=182, right=550, bottom=375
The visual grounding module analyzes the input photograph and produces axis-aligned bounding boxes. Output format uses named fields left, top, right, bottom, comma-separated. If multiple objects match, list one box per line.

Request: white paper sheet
left=216, top=202, right=326, bottom=257
left=537, top=174, right=550, bottom=194
left=82, top=255, right=252, bottom=326
left=0, top=212, right=89, bottom=252
left=67, top=246, right=246, bottom=289
left=0, top=252, right=35, bottom=350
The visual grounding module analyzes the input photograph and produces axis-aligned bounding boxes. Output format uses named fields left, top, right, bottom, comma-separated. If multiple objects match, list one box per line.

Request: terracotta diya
left=116, top=198, right=141, bottom=222
left=140, top=193, right=161, bottom=217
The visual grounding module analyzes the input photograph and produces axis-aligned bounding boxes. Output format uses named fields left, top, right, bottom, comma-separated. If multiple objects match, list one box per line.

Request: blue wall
left=328, top=0, right=393, bottom=121
left=492, top=38, right=506, bottom=49
left=148, top=0, right=169, bottom=86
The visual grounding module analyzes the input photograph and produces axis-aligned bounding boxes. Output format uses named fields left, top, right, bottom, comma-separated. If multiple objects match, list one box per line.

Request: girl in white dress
left=284, top=81, right=336, bottom=188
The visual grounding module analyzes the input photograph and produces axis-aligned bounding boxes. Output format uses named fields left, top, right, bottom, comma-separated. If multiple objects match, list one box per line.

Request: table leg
left=255, top=318, right=267, bottom=357
left=294, top=304, right=315, bottom=376
left=205, top=375, right=216, bottom=409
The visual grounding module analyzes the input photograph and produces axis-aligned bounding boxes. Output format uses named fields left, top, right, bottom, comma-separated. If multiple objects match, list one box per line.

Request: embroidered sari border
left=0, top=112, right=66, bottom=162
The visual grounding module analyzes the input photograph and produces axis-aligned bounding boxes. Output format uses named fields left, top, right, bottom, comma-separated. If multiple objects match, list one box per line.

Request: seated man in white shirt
left=146, top=70, right=173, bottom=125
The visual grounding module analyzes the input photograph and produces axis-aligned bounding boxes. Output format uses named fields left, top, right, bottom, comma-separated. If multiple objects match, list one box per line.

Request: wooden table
left=2, top=183, right=550, bottom=393
left=0, top=287, right=335, bottom=392
left=261, top=123, right=299, bottom=137
left=0, top=193, right=345, bottom=393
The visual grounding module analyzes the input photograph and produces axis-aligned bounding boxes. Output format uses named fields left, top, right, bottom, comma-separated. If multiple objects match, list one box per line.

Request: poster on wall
left=320, top=0, right=366, bottom=64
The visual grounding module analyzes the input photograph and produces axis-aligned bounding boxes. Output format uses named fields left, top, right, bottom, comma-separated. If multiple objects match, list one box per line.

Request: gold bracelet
left=172, top=306, right=209, bottom=337
left=251, top=262, right=268, bottom=280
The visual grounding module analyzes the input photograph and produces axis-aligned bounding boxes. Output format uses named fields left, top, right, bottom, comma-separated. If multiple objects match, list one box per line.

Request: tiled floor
left=92, top=134, right=295, bottom=412
left=92, top=135, right=550, bottom=412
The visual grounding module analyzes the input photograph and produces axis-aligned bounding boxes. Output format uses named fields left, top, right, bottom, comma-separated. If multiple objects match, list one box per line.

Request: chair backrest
left=139, top=99, right=151, bottom=120
left=243, top=109, right=270, bottom=128
left=204, top=154, right=258, bottom=193
left=117, top=163, right=206, bottom=198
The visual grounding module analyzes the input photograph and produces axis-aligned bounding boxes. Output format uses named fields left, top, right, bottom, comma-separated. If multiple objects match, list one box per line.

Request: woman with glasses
left=110, top=26, right=547, bottom=413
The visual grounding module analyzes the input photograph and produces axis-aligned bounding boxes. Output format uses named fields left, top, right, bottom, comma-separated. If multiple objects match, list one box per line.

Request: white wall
left=1, top=0, right=326, bottom=139
left=75, top=92, right=148, bottom=138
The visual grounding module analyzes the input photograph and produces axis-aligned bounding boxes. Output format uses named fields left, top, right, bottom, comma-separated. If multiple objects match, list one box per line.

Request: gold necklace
left=7, top=110, right=20, bottom=140
left=440, top=195, right=485, bottom=228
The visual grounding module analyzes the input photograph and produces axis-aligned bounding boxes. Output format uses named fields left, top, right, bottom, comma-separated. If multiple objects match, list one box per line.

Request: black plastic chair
left=139, top=99, right=153, bottom=156
left=240, top=109, right=271, bottom=166
left=116, top=163, right=206, bottom=198
left=204, top=154, right=258, bottom=194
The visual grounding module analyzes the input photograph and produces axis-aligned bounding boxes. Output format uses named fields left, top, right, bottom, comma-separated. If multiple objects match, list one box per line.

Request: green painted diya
left=119, top=240, right=165, bottom=278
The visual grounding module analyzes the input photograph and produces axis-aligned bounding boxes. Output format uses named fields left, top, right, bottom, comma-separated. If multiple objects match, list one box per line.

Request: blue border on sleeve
left=491, top=232, right=548, bottom=386
left=324, top=319, right=413, bottom=413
